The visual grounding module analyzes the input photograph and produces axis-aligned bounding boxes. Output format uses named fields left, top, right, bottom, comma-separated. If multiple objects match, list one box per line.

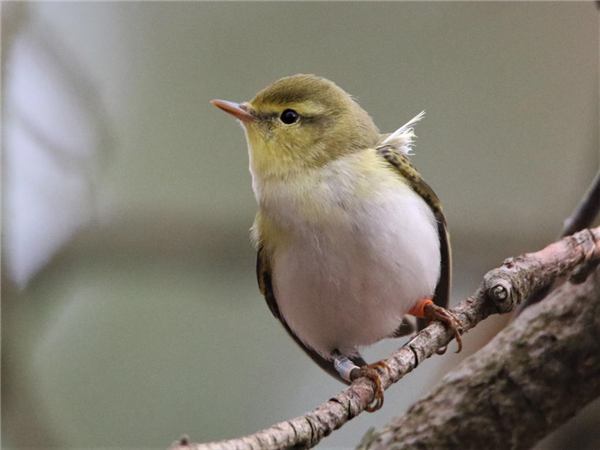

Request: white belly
left=271, top=180, right=441, bottom=359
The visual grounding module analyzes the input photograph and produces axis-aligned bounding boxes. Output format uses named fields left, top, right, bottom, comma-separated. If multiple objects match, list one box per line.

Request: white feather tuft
left=381, top=111, right=425, bottom=156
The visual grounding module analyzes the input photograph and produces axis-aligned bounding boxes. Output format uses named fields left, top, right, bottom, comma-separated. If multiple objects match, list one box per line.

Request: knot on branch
left=484, top=274, right=516, bottom=313
left=169, top=435, right=190, bottom=450
left=483, top=255, right=527, bottom=314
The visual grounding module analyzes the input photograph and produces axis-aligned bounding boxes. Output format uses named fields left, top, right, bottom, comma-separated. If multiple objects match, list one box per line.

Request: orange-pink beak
left=211, top=99, right=257, bottom=122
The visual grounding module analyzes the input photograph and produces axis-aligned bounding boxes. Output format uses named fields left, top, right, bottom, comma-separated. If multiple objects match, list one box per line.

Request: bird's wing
left=376, top=141, right=452, bottom=332
left=256, top=245, right=367, bottom=383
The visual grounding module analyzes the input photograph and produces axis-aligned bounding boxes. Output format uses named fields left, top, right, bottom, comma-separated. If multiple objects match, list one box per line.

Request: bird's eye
left=280, top=109, right=299, bottom=125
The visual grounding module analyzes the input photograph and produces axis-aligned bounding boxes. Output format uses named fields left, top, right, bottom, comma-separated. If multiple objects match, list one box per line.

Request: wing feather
left=376, top=144, right=452, bottom=331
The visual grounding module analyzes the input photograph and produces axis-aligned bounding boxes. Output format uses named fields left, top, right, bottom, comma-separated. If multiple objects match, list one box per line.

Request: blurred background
left=2, top=2, right=598, bottom=449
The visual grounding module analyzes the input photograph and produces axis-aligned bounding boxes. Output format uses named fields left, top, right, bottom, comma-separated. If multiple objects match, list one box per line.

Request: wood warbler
left=212, top=75, right=462, bottom=411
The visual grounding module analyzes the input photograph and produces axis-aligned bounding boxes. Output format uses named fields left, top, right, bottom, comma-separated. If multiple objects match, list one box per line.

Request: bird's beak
left=211, top=99, right=257, bottom=122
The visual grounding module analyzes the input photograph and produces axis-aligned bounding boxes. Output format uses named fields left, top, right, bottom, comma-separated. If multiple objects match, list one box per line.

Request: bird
left=211, top=74, right=462, bottom=411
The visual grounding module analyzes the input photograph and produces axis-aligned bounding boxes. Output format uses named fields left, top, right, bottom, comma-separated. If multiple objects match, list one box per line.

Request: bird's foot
left=423, top=302, right=464, bottom=354
left=350, top=361, right=391, bottom=412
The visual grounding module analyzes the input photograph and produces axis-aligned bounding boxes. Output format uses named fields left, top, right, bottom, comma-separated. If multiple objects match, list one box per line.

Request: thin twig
left=561, top=170, right=600, bottom=238
left=517, top=169, right=600, bottom=314
left=170, top=227, right=600, bottom=450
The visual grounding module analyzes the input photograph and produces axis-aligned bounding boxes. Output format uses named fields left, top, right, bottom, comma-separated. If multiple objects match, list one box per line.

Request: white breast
left=260, top=152, right=441, bottom=359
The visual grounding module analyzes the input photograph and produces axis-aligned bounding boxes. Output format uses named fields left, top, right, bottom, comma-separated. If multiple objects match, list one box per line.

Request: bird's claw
left=351, top=361, right=391, bottom=412
left=424, top=303, right=464, bottom=353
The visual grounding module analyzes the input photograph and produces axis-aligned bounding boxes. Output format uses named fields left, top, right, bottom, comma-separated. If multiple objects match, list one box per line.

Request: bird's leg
left=333, top=353, right=359, bottom=382
left=333, top=352, right=390, bottom=412
left=408, top=299, right=464, bottom=354
left=351, top=361, right=391, bottom=412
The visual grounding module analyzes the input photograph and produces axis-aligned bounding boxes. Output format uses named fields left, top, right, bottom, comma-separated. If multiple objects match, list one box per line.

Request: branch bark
left=171, top=227, right=600, bottom=450
left=358, top=264, right=600, bottom=450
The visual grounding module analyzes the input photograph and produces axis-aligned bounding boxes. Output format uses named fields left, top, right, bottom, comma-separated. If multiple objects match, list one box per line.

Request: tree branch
left=358, top=263, right=600, bottom=450
left=517, top=169, right=600, bottom=314
left=171, top=227, right=600, bottom=450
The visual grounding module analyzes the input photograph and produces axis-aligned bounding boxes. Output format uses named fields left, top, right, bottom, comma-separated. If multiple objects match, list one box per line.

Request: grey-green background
left=2, top=2, right=599, bottom=449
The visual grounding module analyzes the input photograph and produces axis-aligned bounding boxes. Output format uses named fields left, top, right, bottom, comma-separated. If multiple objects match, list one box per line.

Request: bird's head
left=212, top=74, right=380, bottom=180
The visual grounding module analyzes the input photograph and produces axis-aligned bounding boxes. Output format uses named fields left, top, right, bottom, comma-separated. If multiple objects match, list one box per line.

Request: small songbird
left=212, top=75, right=462, bottom=411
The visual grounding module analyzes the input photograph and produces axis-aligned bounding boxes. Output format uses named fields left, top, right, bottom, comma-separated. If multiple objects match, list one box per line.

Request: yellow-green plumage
left=246, top=75, right=380, bottom=179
